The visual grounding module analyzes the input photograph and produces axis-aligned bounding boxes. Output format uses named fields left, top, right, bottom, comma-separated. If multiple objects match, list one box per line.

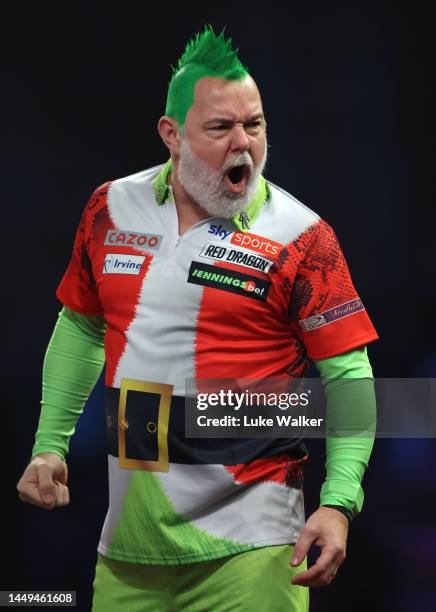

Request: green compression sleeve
left=31, top=306, right=106, bottom=462
left=314, top=347, right=376, bottom=519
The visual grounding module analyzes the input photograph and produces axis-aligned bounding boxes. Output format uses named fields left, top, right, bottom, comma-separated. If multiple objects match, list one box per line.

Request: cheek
left=191, top=140, right=228, bottom=171
left=251, top=137, right=267, bottom=166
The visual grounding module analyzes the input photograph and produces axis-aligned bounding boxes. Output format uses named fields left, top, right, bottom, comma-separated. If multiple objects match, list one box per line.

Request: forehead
left=188, top=75, right=263, bottom=122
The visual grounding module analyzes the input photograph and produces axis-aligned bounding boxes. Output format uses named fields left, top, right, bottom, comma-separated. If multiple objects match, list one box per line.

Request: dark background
left=4, top=2, right=436, bottom=611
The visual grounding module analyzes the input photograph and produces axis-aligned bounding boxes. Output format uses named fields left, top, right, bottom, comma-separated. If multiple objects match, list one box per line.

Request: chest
left=89, top=201, right=294, bottom=329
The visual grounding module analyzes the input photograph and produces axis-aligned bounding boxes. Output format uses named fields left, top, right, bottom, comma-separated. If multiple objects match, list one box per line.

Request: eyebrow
left=202, top=113, right=265, bottom=128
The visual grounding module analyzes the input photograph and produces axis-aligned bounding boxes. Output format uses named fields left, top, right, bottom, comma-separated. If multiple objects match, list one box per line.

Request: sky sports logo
left=103, top=254, right=145, bottom=275
left=188, top=262, right=271, bottom=301
left=208, top=223, right=232, bottom=240
left=231, top=231, right=283, bottom=258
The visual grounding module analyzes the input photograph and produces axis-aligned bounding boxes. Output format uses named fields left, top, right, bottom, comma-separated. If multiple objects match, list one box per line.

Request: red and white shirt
left=56, top=163, right=378, bottom=564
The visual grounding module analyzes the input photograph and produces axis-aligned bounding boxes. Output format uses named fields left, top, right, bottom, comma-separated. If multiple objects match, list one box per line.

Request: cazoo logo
left=104, top=230, right=163, bottom=250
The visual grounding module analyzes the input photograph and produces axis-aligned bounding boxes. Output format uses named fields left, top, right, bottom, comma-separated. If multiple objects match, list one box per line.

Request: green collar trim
left=153, top=158, right=174, bottom=204
left=234, top=174, right=268, bottom=232
left=152, top=159, right=269, bottom=232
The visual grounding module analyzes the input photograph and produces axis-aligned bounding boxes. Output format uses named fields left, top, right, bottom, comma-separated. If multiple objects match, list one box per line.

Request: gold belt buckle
left=118, top=379, right=172, bottom=472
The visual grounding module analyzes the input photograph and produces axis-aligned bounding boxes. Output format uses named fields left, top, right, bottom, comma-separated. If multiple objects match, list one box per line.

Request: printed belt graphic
left=106, top=380, right=306, bottom=472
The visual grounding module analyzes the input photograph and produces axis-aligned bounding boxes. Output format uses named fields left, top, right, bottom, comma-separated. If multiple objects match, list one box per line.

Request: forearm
left=314, top=347, right=376, bottom=520
left=32, top=306, right=106, bottom=461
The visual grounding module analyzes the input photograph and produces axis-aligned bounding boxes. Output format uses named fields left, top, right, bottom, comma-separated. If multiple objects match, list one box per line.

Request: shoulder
left=109, top=163, right=164, bottom=195
left=260, top=179, right=325, bottom=247
left=266, top=180, right=320, bottom=223
left=84, top=164, right=163, bottom=206
left=82, top=163, right=164, bottom=226
left=261, top=181, right=344, bottom=264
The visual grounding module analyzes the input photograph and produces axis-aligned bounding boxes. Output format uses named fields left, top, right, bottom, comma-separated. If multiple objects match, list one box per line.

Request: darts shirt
left=56, top=161, right=378, bottom=564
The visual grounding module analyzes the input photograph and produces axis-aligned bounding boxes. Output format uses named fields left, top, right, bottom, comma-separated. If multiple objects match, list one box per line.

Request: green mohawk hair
left=165, top=25, right=249, bottom=130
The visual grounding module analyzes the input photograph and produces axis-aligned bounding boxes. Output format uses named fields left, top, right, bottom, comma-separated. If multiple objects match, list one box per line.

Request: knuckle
left=304, top=525, right=316, bottom=537
left=37, top=463, right=50, bottom=475
left=318, top=575, right=331, bottom=586
left=317, top=563, right=329, bottom=576
left=18, top=483, right=31, bottom=496
left=330, top=543, right=346, bottom=560
left=331, top=542, right=345, bottom=556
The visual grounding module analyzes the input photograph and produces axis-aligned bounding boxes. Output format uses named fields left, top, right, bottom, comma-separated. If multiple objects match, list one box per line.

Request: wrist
left=30, top=451, right=65, bottom=465
left=321, top=504, right=354, bottom=524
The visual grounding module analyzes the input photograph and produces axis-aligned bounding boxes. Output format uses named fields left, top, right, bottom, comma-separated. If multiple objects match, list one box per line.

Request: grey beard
left=177, top=137, right=267, bottom=219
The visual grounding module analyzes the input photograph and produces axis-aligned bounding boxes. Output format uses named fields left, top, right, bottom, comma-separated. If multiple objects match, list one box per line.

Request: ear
left=158, top=116, right=182, bottom=153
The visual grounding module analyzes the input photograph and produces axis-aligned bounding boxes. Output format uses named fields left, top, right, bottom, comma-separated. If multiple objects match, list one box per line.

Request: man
left=17, top=27, right=378, bottom=611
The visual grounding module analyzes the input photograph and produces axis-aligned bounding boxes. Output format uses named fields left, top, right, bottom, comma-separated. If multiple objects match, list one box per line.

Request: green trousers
left=92, top=545, right=309, bottom=611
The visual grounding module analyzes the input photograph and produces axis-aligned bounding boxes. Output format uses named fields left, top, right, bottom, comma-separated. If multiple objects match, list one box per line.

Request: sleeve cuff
left=31, top=446, right=66, bottom=462
left=320, top=479, right=364, bottom=516
left=322, top=504, right=354, bottom=523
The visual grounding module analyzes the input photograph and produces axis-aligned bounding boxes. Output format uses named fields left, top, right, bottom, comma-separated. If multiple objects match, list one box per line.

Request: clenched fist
left=17, top=452, right=69, bottom=510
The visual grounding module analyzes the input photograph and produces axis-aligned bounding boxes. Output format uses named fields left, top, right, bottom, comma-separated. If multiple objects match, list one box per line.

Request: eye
left=245, top=121, right=262, bottom=130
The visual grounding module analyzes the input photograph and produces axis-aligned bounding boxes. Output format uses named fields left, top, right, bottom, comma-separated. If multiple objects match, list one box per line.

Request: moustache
left=221, top=153, right=254, bottom=174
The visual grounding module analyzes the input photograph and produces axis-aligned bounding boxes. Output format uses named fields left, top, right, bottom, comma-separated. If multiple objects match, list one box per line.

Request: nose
left=229, top=124, right=250, bottom=153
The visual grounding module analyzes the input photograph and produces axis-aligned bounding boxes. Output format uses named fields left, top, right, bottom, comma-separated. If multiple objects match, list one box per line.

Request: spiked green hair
left=165, top=26, right=249, bottom=130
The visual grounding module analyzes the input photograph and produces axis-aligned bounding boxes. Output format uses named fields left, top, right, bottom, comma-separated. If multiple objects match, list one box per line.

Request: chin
left=225, top=189, right=248, bottom=201
left=211, top=199, right=248, bottom=219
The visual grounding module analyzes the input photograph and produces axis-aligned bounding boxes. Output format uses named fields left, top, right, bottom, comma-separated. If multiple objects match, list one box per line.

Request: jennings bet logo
left=188, top=262, right=271, bottom=301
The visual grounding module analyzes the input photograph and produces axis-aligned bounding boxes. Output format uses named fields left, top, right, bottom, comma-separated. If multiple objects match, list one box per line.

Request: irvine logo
left=103, top=254, right=145, bottom=275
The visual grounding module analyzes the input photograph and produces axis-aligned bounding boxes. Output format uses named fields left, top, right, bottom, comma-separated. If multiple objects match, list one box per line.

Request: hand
left=290, top=506, right=348, bottom=587
left=17, top=452, right=69, bottom=510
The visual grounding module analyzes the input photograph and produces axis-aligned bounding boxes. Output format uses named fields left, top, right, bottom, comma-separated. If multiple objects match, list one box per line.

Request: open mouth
left=224, top=164, right=249, bottom=194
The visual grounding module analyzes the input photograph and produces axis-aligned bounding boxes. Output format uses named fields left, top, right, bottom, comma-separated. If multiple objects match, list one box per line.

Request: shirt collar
left=152, top=159, right=270, bottom=232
